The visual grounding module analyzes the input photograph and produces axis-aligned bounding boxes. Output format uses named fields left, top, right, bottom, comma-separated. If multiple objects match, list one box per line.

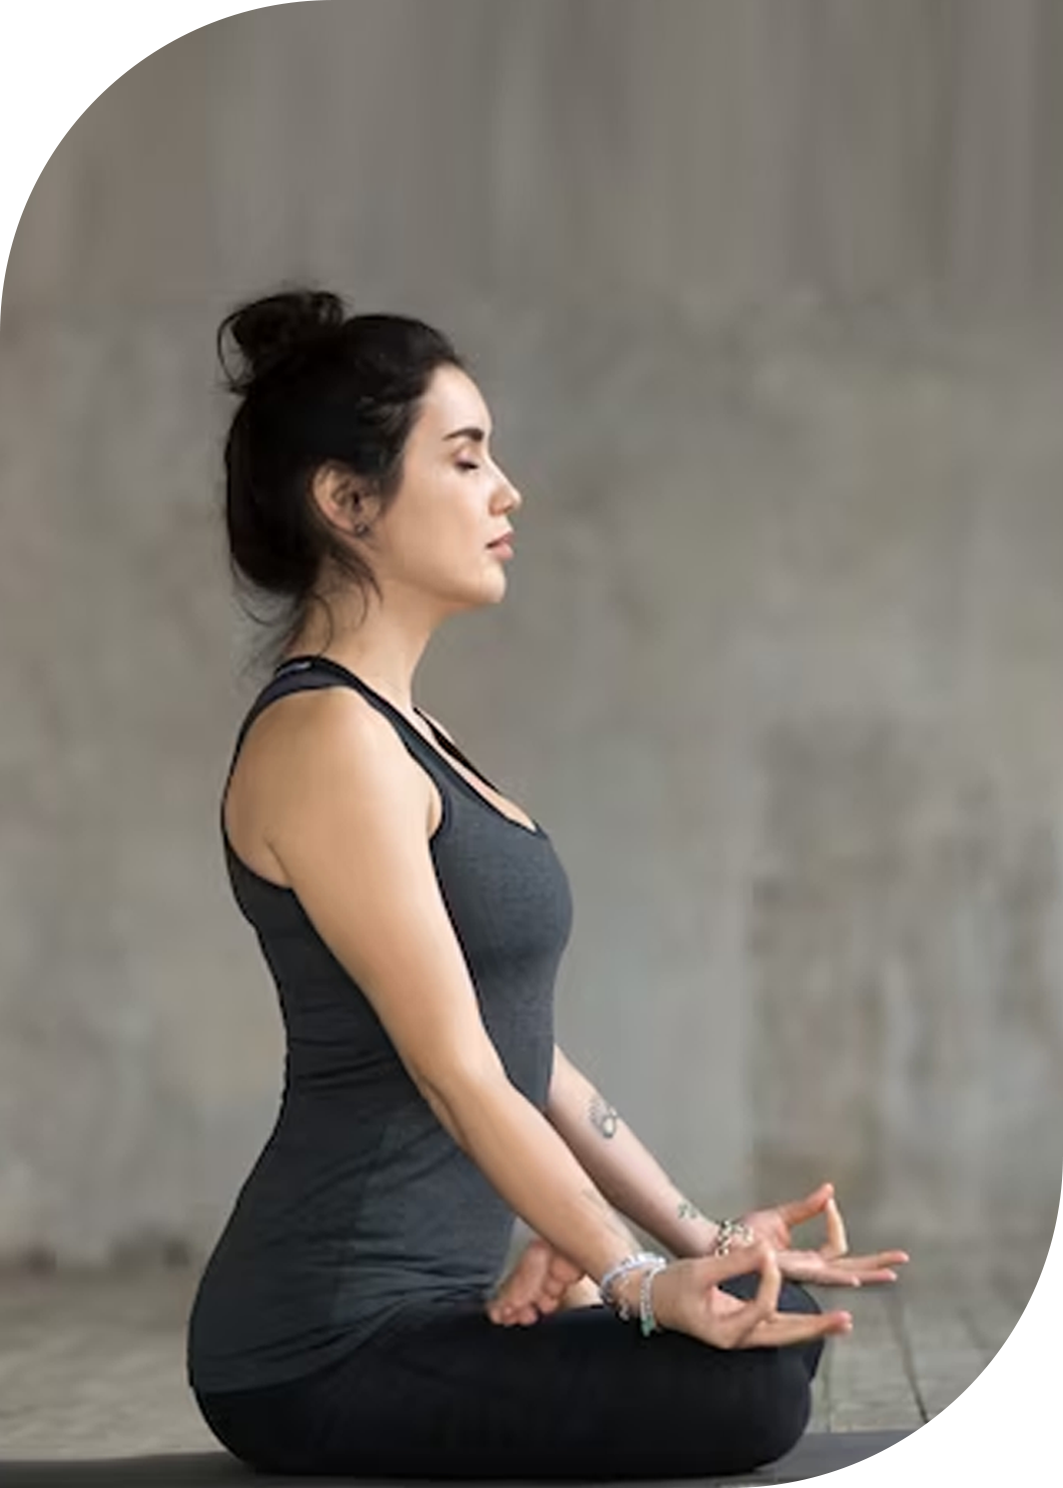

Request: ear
left=308, top=462, right=380, bottom=537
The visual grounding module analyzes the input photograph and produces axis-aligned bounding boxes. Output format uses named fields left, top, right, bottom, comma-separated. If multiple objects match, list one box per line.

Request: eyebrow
left=442, top=425, right=491, bottom=444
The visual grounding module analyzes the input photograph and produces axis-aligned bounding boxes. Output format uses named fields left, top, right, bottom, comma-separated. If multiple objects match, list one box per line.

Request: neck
left=280, top=590, right=445, bottom=716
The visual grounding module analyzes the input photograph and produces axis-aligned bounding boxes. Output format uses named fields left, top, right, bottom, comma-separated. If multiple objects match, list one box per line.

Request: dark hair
left=215, top=285, right=467, bottom=678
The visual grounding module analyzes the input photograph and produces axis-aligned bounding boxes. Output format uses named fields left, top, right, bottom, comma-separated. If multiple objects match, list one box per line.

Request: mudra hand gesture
left=487, top=1181, right=908, bottom=1326
left=490, top=1237, right=855, bottom=1348
left=737, top=1180, right=909, bottom=1287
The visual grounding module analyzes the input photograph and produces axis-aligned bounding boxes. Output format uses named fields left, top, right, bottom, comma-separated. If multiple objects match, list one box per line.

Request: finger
left=746, top=1309, right=853, bottom=1348
left=782, top=1258, right=899, bottom=1288
left=833, top=1267, right=898, bottom=1285
left=495, top=1289, right=537, bottom=1321
left=505, top=1242, right=554, bottom=1308
left=777, top=1181, right=834, bottom=1227
left=775, top=1250, right=861, bottom=1287
left=753, top=1311, right=853, bottom=1346
left=716, top=1245, right=781, bottom=1349
left=821, top=1197, right=849, bottom=1258
left=826, top=1250, right=909, bottom=1273
left=548, top=1254, right=586, bottom=1287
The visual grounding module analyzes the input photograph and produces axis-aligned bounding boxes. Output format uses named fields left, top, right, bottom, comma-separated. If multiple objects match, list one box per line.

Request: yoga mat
left=0, top=1429, right=914, bottom=1487
left=741, top=1422, right=1060, bottom=1482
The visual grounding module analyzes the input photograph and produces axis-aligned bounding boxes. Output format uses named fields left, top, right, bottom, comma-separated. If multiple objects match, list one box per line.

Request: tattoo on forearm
left=677, top=1199, right=703, bottom=1223
left=588, top=1090, right=619, bottom=1139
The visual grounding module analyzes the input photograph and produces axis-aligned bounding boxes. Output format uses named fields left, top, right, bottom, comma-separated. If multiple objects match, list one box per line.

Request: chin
left=476, top=579, right=508, bottom=609
left=442, top=573, right=507, bottom=615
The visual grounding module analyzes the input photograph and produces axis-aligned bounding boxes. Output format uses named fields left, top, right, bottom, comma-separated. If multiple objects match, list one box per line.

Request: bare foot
left=486, top=1237, right=601, bottom=1326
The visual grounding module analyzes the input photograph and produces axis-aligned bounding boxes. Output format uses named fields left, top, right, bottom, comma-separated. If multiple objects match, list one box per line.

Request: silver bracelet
left=599, top=1251, right=662, bottom=1307
left=637, top=1258, right=668, bottom=1336
left=599, top=1251, right=670, bottom=1336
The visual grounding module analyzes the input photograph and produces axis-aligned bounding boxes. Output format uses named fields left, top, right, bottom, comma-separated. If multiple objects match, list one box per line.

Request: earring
left=353, top=521, right=370, bottom=537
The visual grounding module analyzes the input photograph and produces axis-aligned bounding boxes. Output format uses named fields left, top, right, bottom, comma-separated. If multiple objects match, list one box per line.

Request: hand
left=738, top=1181, right=909, bottom=1287
left=643, top=1241, right=854, bottom=1349
left=486, top=1236, right=601, bottom=1326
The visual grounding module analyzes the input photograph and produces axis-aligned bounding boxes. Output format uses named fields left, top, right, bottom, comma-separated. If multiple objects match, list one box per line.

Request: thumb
left=778, top=1180, right=833, bottom=1226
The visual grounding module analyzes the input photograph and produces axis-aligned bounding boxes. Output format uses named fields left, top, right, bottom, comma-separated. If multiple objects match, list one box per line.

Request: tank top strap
left=251, top=653, right=480, bottom=793
left=221, top=662, right=343, bottom=808
left=224, top=655, right=539, bottom=844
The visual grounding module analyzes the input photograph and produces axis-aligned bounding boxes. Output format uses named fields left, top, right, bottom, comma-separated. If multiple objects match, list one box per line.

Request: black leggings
left=194, top=1272, right=824, bottom=1480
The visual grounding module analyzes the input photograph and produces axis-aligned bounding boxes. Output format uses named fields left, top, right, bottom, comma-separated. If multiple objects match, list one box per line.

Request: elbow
left=415, top=1046, right=511, bottom=1123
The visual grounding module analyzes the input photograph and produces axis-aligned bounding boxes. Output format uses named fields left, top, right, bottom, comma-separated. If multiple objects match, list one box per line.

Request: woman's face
left=368, top=363, right=523, bottom=612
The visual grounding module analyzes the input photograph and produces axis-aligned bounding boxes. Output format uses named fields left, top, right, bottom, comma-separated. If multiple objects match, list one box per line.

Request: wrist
left=670, top=1212, right=723, bottom=1259
left=609, top=1262, right=657, bottom=1311
left=710, top=1217, right=756, bottom=1255
left=672, top=1193, right=750, bottom=1258
left=675, top=1213, right=756, bottom=1260
left=625, top=1260, right=669, bottom=1335
left=598, top=1252, right=670, bottom=1334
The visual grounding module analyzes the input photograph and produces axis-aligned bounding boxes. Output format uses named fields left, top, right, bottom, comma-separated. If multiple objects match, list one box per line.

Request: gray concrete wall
left=1, top=0, right=1060, bottom=1264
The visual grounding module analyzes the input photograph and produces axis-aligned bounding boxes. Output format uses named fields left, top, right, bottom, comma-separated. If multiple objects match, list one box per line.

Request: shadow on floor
left=0, top=1429, right=914, bottom=1487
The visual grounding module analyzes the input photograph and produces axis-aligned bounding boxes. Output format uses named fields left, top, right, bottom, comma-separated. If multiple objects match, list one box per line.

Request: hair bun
left=216, top=287, right=348, bottom=393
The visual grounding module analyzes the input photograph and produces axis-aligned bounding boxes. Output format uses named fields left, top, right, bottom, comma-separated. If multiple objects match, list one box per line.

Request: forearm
left=422, top=1065, right=647, bottom=1295
left=545, top=1048, right=721, bottom=1259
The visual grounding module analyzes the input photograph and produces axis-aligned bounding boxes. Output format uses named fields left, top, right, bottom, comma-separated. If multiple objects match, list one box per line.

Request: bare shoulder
left=254, top=685, right=506, bottom=1101
left=228, top=686, right=433, bottom=881
left=262, top=685, right=432, bottom=836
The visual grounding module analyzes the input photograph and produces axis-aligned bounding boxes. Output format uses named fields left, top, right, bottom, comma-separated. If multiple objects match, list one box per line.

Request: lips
left=488, top=533, right=514, bottom=548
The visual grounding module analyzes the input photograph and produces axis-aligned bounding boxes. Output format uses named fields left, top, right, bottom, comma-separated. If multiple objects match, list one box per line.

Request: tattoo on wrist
left=588, top=1090, right=619, bottom=1139
left=677, top=1200, right=703, bottom=1223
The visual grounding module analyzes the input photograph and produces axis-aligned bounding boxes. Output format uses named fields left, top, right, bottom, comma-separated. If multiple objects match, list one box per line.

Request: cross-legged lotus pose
left=187, top=288, right=909, bottom=1480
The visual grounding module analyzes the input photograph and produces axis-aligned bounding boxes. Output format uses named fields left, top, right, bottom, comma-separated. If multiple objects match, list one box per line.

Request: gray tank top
left=186, top=655, right=573, bottom=1393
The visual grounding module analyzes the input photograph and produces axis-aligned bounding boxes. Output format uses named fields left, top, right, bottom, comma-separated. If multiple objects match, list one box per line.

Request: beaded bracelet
left=636, top=1258, right=668, bottom=1336
left=710, top=1218, right=756, bottom=1256
left=599, top=1251, right=670, bottom=1337
left=599, top=1220, right=756, bottom=1338
left=599, top=1251, right=662, bottom=1307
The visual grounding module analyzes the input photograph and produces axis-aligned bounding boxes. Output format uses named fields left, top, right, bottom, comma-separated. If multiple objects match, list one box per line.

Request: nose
left=490, top=471, right=522, bottom=517
left=499, top=469, right=522, bottom=512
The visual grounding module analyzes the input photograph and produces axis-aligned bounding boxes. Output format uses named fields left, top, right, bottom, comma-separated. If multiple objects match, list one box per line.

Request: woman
left=186, top=287, right=908, bottom=1479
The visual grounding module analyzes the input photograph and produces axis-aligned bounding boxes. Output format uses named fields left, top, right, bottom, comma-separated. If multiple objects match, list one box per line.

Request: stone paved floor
left=0, top=1239, right=1047, bottom=1469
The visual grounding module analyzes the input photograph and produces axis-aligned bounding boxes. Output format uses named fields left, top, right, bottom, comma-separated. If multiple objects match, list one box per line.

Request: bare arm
left=545, top=1043, right=722, bottom=1259
left=267, top=689, right=649, bottom=1308
left=423, top=1068, right=644, bottom=1289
